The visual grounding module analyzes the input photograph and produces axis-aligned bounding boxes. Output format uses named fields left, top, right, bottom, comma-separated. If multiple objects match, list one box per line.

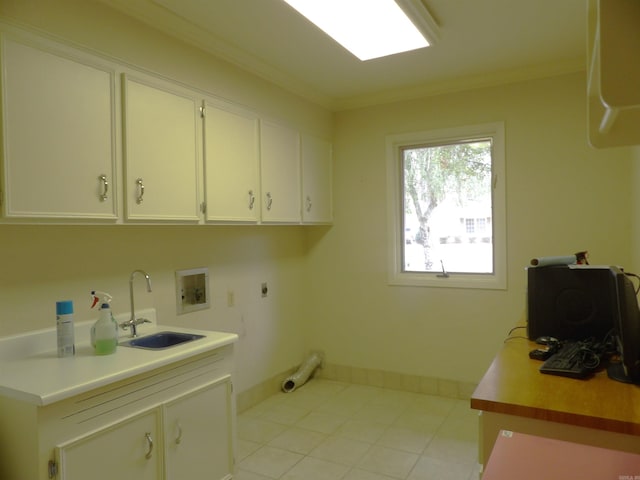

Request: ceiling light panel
left=283, top=0, right=431, bottom=61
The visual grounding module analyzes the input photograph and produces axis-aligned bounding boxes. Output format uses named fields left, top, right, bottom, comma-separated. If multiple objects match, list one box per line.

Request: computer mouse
left=536, top=336, right=558, bottom=345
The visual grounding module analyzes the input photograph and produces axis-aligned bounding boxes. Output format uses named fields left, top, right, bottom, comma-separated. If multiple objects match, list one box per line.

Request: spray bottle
left=90, top=291, right=118, bottom=355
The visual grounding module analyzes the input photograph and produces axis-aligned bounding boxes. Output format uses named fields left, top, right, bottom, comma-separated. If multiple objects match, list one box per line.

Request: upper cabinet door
left=259, top=120, right=301, bottom=223
left=301, top=134, right=333, bottom=224
left=203, top=100, right=260, bottom=223
left=1, top=36, right=118, bottom=220
left=122, top=75, right=201, bottom=222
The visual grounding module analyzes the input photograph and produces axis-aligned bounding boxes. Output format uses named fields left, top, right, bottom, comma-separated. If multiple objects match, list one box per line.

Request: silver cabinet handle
left=248, top=190, right=255, bottom=210
left=136, top=178, right=145, bottom=204
left=99, top=174, right=109, bottom=201
left=305, top=195, right=312, bottom=213
left=175, top=423, right=183, bottom=445
left=145, top=432, right=154, bottom=459
left=266, top=192, right=273, bottom=211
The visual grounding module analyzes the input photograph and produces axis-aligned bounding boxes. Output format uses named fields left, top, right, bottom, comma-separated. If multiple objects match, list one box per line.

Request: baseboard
left=236, top=362, right=477, bottom=413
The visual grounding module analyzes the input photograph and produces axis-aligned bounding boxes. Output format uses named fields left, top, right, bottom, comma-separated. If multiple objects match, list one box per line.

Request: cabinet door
left=123, top=75, right=201, bottom=222
left=55, top=408, right=162, bottom=480
left=260, top=120, right=301, bottom=223
left=1, top=36, right=117, bottom=219
left=301, top=134, right=333, bottom=224
left=203, top=101, right=259, bottom=222
left=164, top=377, right=234, bottom=480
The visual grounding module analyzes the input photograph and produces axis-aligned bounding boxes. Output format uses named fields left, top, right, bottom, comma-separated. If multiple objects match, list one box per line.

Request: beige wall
left=0, top=0, right=637, bottom=394
left=305, top=73, right=634, bottom=383
left=0, top=0, right=331, bottom=395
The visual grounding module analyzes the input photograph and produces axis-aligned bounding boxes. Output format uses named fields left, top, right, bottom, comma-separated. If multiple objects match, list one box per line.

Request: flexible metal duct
left=282, top=352, right=323, bottom=393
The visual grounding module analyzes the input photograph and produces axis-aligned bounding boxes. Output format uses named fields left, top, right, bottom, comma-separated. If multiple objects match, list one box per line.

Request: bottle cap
left=56, top=300, right=74, bottom=315
left=101, top=303, right=110, bottom=309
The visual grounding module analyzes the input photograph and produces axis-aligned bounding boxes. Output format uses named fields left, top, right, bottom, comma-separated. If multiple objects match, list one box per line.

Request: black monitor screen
left=608, top=266, right=640, bottom=384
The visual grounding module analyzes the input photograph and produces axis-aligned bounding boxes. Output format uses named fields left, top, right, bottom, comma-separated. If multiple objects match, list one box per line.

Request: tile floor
left=236, top=379, right=481, bottom=480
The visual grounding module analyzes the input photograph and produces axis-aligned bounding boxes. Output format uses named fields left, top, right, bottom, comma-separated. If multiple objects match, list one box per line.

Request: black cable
left=507, top=325, right=526, bottom=336
left=624, top=271, right=640, bottom=295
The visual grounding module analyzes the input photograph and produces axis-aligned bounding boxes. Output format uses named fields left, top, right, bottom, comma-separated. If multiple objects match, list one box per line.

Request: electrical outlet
left=227, top=290, right=235, bottom=307
left=261, top=282, right=268, bottom=298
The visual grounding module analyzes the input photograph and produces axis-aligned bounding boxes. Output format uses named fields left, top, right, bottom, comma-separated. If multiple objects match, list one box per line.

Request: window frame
left=386, top=122, right=507, bottom=289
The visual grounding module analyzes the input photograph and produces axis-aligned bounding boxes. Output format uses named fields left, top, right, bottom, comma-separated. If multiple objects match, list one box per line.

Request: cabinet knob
left=306, top=195, right=312, bottom=213
left=98, top=174, right=109, bottom=201
left=136, top=178, right=145, bottom=204
left=248, top=190, right=255, bottom=210
left=266, top=192, right=273, bottom=211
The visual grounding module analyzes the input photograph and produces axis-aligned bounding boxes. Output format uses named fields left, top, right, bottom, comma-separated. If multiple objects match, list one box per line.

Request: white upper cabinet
left=587, top=0, right=640, bottom=148
left=301, top=134, right=333, bottom=224
left=122, top=74, right=201, bottom=222
left=1, top=35, right=118, bottom=220
left=203, top=100, right=260, bottom=223
left=259, top=120, right=301, bottom=223
left=0, top=25, right=332, bottom=227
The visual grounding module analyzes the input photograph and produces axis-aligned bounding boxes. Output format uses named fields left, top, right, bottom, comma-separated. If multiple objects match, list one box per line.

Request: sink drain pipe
left=282, top=352, right=323, bottom=393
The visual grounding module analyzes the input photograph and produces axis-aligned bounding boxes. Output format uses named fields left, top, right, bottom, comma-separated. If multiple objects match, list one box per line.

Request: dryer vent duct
left=282, top=352, right=324, bottom=393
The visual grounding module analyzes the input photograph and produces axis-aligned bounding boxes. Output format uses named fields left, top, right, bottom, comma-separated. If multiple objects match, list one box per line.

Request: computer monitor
left=527, top=265, right=618, bottom=341
left=607, top=266, right=640, bottom=384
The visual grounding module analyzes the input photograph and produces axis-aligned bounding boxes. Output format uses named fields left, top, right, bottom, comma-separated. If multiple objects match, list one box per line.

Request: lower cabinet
left=55, top=377, right=233, bottom=480
left=0, top=347, right=235, bottom=480
left=164, top=380, right=233, bottom=479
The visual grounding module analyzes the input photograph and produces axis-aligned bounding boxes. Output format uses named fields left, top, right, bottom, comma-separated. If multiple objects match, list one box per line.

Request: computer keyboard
left=539, top=341, right=598, bottom=379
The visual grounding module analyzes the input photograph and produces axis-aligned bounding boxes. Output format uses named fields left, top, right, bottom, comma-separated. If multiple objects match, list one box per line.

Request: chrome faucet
left=120, top=269, right=152, bottom=337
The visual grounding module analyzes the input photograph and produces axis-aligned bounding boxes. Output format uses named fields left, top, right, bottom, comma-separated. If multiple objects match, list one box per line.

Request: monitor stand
left=607, top=362, right=635, bottom=384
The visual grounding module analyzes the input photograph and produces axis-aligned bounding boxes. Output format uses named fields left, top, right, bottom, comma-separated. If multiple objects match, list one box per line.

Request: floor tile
left=357, top=445, right=420, bottom=479
left=309, top=435, right=372, bottom=466
left=240, top=445, right=304, bottom=479
left=407, top=455, right=475, bottom=480
left=236, top=380, right=479, bottom=479
left=336, top=419, right=388, bottom=443
left=376, top=426, right=433, bottom=454
left=234, top=468, right=275, bottom=480
left=237, top=438, right=263, bottom=462
left=268, top=426, right=328, bottom=455
left=343, top=467, right=398, bottom=480
left=238, top=416, right=288, bottom=444
left=296, top=410, right=349, bottom=434
left=281, top=456, right=350, bottom=480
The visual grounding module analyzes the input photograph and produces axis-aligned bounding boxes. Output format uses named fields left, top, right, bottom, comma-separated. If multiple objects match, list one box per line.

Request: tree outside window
left=402, top=139, right=493, bottom=274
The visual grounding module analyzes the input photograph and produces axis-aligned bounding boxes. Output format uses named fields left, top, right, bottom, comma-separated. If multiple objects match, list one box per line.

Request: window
left=386, top=122, right=506, bottom=289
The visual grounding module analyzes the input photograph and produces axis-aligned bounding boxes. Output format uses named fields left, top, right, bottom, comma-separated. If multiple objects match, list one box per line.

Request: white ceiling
left=98, top=0, right=587, bottom=110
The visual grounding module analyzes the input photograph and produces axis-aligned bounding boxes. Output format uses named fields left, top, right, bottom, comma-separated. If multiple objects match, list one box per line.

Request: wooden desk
left=471, top=332, right=640, bottom=468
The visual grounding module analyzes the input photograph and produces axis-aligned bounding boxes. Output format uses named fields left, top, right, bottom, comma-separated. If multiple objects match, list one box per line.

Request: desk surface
left=470, top=332, right=640, bottom=436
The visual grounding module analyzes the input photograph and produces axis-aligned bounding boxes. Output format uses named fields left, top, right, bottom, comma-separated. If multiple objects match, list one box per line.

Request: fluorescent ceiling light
left=283, top=0, right=436, bottom=61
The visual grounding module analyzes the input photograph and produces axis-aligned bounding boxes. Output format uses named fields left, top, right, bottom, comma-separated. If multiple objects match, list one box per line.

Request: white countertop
left=0, top=309, right=238, bottom=406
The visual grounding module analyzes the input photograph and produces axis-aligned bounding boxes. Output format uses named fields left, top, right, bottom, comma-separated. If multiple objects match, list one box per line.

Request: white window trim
left=386, top=122, right=507, bottom=290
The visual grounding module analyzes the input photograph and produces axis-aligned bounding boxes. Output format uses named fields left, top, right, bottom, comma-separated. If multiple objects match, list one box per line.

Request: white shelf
left=587, top=0, right=640, bottom=148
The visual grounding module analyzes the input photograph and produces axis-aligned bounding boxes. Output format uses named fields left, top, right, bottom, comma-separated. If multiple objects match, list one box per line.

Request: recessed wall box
left=176, top=267, right=210, bottom=315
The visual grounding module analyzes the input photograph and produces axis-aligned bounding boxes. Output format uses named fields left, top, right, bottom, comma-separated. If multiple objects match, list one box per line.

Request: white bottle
left=56, top=300, right=75, bottom=357
left=90, top=291, right=118, bottom=355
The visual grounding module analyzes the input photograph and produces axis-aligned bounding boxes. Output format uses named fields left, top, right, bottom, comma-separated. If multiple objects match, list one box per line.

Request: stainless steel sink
left=120, top=331, right=205, bottom=350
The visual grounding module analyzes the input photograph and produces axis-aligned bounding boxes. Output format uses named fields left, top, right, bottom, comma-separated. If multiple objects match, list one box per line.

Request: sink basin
left=121, top=331, right=205, bottom=350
